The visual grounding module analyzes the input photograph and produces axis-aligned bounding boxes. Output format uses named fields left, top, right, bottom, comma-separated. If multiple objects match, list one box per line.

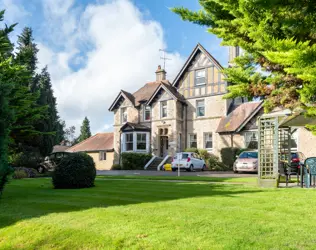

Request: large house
left=109, top=43, right=316, bottom=166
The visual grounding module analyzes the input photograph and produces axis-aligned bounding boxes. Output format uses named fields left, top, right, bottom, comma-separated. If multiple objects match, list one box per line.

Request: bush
left=121, top=152, right=152, bottom=170
left=220, top=147, right=240, bottom=169
left=13, top=169, right=28, bottom=179
left=208, top=154, right=229, bottom=171
left=111, top=164, right=122, bottom=170
left=13, top=167, right=38, bottom=178
left=52, top=153, right=96, bottom=189
left=9, top=150, right=43, bottom=169
left=184, top=148, right=199, bottom=154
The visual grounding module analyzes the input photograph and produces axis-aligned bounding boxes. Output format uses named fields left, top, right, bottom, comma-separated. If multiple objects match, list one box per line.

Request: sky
left=0, top=0, right=228, bottom=135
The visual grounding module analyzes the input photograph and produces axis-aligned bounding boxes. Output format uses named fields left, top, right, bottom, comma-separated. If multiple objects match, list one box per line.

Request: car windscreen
left=239, top=152, right=258, bottom=159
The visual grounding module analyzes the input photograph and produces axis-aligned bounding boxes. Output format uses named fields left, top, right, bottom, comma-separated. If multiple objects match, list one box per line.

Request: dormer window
left=195, top=69, right=206, bottom=86
left=144, top=105, right=151, bottom=121
left=121, top=108, right=127, bottom=124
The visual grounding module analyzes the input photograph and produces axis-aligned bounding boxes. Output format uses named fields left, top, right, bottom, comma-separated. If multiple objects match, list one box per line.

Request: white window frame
left=144, top=105, right=151, bottom=121
left=121, top=107, right=127, bottom=124
left=136, top=133, right=147, bottom=151
left=99, top=151, right=107, bottom=161
left=195, top=69, right=206, bottom=86
left=189, top=134, right=197, bottom=148
left=204, top=133, right=213, bottom=151
left=161, top=101, right=167, bottom=118
left=196, top=99, right=205, bottom=117
left=125, top=133, right=134, bottom=152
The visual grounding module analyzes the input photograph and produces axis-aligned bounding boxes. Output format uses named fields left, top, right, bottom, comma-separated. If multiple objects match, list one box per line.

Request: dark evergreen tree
left=79, top=117, right=92, bottom=142
left=172, top=1, right=316, bottom=133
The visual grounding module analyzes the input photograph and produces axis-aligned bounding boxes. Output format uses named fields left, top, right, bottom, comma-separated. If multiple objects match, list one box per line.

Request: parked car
left=38, top=152, right=72, bottom=173
left=171, top=152, right=206, bottom=172
left=280, top=151, right=306, bottom=173
left=233, top=151, right=258, bottom=173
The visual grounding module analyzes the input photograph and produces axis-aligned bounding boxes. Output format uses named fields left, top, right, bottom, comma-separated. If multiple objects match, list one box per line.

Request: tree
left=64, top=125, right=77, bottom=146
left=0, top=10, right=20, bottom=195
left=172, top=1, right=316, bottom=132
left=78, top=117, right=91, bottom=142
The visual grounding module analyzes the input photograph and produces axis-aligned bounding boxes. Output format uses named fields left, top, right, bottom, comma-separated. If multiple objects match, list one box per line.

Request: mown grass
left=97, top=174, right=257, bottom=184
left=0, top=178, right=315, bottom=249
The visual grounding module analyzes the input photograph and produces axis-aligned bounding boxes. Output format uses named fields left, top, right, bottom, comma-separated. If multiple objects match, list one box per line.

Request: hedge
left=220, top=147, right=240, bottom=169
left=121, top=152, right=152, bottom=170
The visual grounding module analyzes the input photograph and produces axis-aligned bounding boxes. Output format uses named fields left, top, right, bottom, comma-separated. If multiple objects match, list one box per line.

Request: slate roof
left=216, top=102, right=263, bottom=133
left=66, top=133, right=114, bottom=152
left=132, top=81, right=161, bottom=106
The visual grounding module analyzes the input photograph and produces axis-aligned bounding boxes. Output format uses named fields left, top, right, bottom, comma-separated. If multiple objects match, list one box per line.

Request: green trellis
left=258, top=115, right=291, bottom=187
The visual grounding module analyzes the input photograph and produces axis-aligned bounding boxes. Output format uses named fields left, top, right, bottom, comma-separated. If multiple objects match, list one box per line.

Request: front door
left=160, top=136, right=168, bottom=157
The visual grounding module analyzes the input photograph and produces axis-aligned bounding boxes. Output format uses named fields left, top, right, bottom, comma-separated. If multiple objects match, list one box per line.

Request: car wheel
left=202, top=165, right=206, bottom=171
left=233, top=167, right=238, bottom=174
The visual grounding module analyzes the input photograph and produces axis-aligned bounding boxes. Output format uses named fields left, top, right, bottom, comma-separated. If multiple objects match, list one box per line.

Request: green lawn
left=0, top=178, right=315, bottom=249
left=97, top=175, right=258, bottom=183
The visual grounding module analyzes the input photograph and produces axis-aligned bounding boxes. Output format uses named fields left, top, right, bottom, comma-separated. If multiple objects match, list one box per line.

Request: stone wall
left=297, top=128, right=316, bottom=157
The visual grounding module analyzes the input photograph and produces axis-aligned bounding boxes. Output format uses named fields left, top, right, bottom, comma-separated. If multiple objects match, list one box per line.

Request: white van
left=172, top=152, right=206, bottom=172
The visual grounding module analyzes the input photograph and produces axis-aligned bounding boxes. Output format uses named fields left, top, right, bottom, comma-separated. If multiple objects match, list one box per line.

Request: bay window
left=125, top=133, right=133, bottom=151
left=122, top=131, right=150, bottom=153
left=137, top=133, right=147, bottom=151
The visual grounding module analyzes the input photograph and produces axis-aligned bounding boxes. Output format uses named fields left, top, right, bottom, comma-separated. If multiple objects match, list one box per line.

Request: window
left=195, top=69, right=206, bottom=85
left=125, top=133, right=133, bottom=151
left=239, top=151, right=258, bottom=159
left=204, top=133, right=213, bottom=150
left=244, top=131, right=258, bottom=149
left=161, top=101, right=167, bottom=118
left=136, top=133, right=147, bottom=150
left=144, top=106, right=151, bottom=121
left=196, top=100, right=205, bottom=117
left=121, top=108, right=127, bottom=123
left=99, top=151, right=106, bottom=161
left=189, top=134, right=197, bottom=148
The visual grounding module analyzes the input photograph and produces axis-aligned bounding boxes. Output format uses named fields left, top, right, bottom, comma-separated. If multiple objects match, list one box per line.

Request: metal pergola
left=258, top=109, right=316, bottom=188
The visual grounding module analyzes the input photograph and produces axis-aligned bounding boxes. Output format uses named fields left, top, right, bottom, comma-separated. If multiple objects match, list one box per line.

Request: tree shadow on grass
left=0, top=178, right=262, bottom=229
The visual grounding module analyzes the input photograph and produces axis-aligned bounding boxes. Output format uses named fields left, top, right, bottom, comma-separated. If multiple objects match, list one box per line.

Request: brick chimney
left=155, top=65, right=166, bottom=81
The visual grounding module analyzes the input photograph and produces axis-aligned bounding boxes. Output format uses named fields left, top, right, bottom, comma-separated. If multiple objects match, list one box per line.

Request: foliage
left=111, top=164, right=122, bottom=170
left=0, top=10, right=19, bottom=196
left=220, top=147, right=240, bottom=169
left=172, top=1, right=316, bottom=133
left=52, top=153, right=96, bottom=189
left=208, top=154, right=229, bottom=171
left=9, top=150, right=42, bottom=169
left=184, top=148, right=199, bottom=154
left=121, top=152, right=152, bottom=170
left=78, top=117, right=92, bottom=143
left=12, top=167, right=38, bottom=179
left=12, top=170, right=28, bottom=179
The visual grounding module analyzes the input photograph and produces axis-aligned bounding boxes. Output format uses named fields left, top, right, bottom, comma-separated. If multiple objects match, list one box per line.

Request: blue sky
left=1, top=0, right=228, bottom=134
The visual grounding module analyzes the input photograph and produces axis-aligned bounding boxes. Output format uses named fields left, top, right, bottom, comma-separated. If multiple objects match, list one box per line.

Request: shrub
left=12, top=167, right=38, bottom=178
left=208, top=154, right=229, bottom=171
left=111, top=164, right=122, bottom=170
left=13, top=169, right=28, bottom=179
left=52, top=153, right=96, bottom=189
left=9, top=150, right=43, bottom=169
left=184, top=148, right=199, bottom=154
left=220, top=147, right=240, bottom=169
left=121, top=152, right=152, bottom=170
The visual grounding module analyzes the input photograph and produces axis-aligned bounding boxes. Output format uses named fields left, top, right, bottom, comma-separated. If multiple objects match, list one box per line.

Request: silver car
left=233, top=151, right=258, bottom=173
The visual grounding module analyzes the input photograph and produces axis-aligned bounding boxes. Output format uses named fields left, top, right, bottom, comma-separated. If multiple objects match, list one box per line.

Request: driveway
left=97, top=170, right=256, bottom=178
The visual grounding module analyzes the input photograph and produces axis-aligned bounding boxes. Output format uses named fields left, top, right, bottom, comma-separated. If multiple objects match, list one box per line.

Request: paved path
left=97, top=170, right=256, bottom=178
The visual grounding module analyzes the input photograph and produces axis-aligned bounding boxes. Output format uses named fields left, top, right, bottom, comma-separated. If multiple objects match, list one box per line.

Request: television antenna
left=159, top=49, right=171, bottom=70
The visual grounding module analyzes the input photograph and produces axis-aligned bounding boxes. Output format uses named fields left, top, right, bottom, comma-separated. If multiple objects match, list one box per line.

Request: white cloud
left=0, top=0, right=29, bottom=23
left=36, top=0, right=185, bottom=134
